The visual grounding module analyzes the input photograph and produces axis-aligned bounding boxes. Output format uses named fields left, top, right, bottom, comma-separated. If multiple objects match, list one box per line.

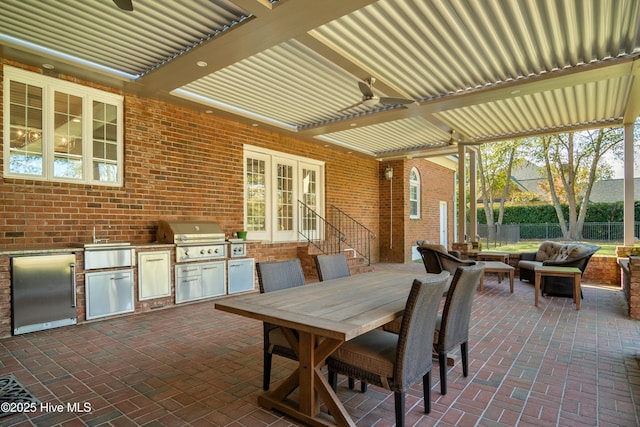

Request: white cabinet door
left=228, top=258, right=254, bottom=294
left=138, top=251, right=171, bottom=300
left=86, top=269, right=134, bottom=320
left=201, top=261, right=226, bottom=298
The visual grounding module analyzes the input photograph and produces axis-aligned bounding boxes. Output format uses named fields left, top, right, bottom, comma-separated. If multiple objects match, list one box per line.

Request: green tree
left=477, top=139, right=529, bottom=240
left=535, top=127, right=626, bottom=239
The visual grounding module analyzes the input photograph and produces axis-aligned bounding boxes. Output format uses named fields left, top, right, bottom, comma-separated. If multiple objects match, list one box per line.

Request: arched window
left=409, top=167, right=420, bottom=219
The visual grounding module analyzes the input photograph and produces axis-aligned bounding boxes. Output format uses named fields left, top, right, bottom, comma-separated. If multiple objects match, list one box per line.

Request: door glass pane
left=246, top=158, right=266, bottom=231
left=277, top=163, right=293, bottom=231
left=301, top=168, right=317, bottom=232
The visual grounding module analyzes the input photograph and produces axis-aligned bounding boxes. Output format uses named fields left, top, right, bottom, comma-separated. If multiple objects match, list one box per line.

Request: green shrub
left=476, top=201, right=640, bottom=224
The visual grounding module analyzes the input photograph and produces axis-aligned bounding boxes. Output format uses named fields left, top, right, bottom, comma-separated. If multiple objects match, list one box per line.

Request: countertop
left=0, top=240, right=260, bottom=256
left=0, top=242, right=175, bottom=256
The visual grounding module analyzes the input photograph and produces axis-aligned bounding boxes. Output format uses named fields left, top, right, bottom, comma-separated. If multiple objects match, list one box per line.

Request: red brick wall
left=405, top=160, right=456, bottom=262
left=624, top=256, right=640, bottom=319
left=0, top=61, right=381, bottom=249
left=379, top=159, right=456, bottom=263
left=582, top=255, right=620, bottom=286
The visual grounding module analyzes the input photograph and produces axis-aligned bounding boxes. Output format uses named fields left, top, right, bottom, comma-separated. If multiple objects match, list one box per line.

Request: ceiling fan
left=339, top=77, right=414, bottom=112
left=113, top=0, right=134, bottom=11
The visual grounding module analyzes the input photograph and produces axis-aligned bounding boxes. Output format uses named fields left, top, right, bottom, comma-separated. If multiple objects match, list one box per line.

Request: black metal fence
left=477, top=222, right=640, bottom=248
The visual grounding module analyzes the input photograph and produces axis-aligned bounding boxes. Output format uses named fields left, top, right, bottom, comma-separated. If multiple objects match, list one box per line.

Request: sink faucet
left=92, top=220, right=111, bottom=244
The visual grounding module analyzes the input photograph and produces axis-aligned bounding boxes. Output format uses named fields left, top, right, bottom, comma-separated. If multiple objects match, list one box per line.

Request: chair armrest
left=448, top=250, right=462, bottom=258
left=519, top=252, right=537, bottom=261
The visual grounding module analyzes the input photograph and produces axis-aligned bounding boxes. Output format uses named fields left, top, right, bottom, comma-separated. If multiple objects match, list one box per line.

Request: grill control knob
left=208, top=249, right=214, bottom=254
left=200, top=249, right=206, bottom=255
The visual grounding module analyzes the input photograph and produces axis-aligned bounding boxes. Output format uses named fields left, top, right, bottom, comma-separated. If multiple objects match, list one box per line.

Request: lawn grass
left=481, top=240, right=619, bottom=256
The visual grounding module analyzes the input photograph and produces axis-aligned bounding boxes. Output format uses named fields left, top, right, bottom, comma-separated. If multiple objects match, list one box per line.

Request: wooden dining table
left=214, top=270, right=428, bottom=427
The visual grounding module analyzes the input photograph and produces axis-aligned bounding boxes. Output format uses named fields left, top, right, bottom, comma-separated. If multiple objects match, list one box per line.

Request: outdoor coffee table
left=479, top=261, right=515, bottom=293
left=534, top=266, right=582, bottom=310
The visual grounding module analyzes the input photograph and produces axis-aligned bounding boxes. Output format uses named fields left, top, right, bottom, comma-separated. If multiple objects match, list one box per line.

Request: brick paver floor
left=1, top=263, right=638, bottom=426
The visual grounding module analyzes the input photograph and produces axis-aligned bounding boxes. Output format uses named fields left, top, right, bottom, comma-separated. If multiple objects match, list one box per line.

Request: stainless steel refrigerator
left=11, top=254, right=77, bottom=335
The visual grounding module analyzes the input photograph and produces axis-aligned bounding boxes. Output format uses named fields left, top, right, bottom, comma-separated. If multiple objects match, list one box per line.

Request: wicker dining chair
left=327, top=272, right=450, bottom=427
left=314, top=252, right=367, bottom=391
left=314, top=253, right=351, bottom=282
left=256, top=258, right=305, bottom=391
left=433, top=263, right=484, bottom=395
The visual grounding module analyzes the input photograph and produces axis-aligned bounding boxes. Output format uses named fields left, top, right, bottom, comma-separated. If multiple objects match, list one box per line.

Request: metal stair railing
left=330, top=205, right=376, bottom=266
left=298, top=201, right=346, bottom=256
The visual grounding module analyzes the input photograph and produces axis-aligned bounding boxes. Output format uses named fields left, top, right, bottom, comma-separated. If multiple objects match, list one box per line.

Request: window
left=4, top=66, right=124, bottom=186
left=244, top=145, right=324, bottom=242
left=409, top=167, right=420, bottom=219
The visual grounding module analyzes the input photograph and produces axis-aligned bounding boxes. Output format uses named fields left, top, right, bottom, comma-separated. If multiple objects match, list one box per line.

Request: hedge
left=476, top=201, right=640, bottom=224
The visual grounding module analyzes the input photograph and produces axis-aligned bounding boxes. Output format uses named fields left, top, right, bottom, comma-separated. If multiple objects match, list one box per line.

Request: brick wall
left=582, top=255, right=620, bottom=286
left=625, top=256, right=640, bottom=319
left=0, top=61, right=382, bottom=250
left=378, top=159, right=456, bottom=263
left=405, top=159, right=455, bottom=263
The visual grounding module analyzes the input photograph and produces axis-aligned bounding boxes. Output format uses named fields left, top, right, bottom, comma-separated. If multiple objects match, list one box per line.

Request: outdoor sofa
left=518, top=241, right=600, bottom=297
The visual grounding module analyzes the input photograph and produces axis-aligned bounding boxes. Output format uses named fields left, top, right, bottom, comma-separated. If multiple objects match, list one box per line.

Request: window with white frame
left=409, top=167, right=420, bottom=219
left=3, top=66, right=124, bottom=186
left=244, top=145, right=324, bottom=242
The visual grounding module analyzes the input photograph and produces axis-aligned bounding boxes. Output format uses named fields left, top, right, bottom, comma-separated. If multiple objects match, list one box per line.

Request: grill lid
left=157, top=220, right=225, bottom=244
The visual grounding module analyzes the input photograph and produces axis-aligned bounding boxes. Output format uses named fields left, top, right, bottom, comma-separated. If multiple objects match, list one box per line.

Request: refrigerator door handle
left=70, top=263, right=77, bottom=308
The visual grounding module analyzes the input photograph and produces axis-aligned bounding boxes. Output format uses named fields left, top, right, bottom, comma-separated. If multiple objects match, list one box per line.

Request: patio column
left=623, top=122, right=636, bottom=246
left=457, top=144, right=466, bottom=244
left=468, top=148, right=477, bottom=243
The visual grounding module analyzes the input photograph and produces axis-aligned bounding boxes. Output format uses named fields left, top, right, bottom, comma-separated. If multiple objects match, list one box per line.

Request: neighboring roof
left=1, top=0, right=639, bottom=159
left=510, top=164, right=640, bottom=202
left=589, top=178, right=640, bottom=203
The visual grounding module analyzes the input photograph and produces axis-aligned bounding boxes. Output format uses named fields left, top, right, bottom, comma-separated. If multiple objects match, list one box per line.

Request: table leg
left=479, top=270, right=485, bottom=291
left=534, top=270, right=541, bottom=307
left=574, top=273, right=581, bottom=310
left=258, top=328, right=354, bottom=427
left=509, top=269, right=514, bottom=293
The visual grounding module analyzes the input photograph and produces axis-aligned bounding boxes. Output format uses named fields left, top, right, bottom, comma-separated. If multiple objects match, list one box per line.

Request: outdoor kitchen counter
left=0, top=242, right=175, bottom=256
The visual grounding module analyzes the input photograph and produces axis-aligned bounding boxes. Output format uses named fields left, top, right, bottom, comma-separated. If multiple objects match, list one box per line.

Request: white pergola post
left=623, top=122, right=636, bottom=246
left=457, top=144, right=466, bottom=244
left=468, top=148, right=477, bottom=242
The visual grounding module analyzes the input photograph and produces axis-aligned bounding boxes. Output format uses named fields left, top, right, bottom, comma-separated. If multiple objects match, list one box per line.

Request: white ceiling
left=1, top=0, right=639, bottom=159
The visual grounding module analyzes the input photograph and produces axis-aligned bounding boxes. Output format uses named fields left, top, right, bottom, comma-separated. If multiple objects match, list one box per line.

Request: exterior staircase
left=297, top=201, right=375, bottom=282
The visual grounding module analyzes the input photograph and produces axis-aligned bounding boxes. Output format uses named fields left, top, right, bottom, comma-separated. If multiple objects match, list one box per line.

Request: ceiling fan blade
left=358, top=81, right=374, bottom=97
left=338, top=101, right=364, bottom=113
left=379, top=97, right=415, bottom=106
left=113, top=0, right=134, bottom=11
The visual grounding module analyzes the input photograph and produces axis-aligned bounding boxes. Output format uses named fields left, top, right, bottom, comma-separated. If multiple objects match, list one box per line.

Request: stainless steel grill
left=157, top=220, right=227, bottom=262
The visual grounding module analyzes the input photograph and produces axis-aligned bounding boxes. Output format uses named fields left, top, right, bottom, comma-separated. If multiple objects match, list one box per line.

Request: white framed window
left=3, top=66, right=124, bottom=186
left=244, top=145, right=324, bottom=242
left=409, top=167, right=420, bottom=219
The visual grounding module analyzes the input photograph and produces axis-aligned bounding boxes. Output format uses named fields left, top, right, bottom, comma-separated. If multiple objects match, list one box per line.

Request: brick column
left=628, top=256, right=640, bottom=320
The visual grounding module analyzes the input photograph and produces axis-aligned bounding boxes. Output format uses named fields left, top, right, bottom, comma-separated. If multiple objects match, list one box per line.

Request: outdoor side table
left=478, top=261, right=515, bottom=293
left=534, top=266, right=582, bottom=310
left=477, top=252, right=509, bottom=263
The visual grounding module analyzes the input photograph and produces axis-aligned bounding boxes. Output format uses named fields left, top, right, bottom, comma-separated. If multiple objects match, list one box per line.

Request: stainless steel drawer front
left=85, top=248, right=134, bottom=270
